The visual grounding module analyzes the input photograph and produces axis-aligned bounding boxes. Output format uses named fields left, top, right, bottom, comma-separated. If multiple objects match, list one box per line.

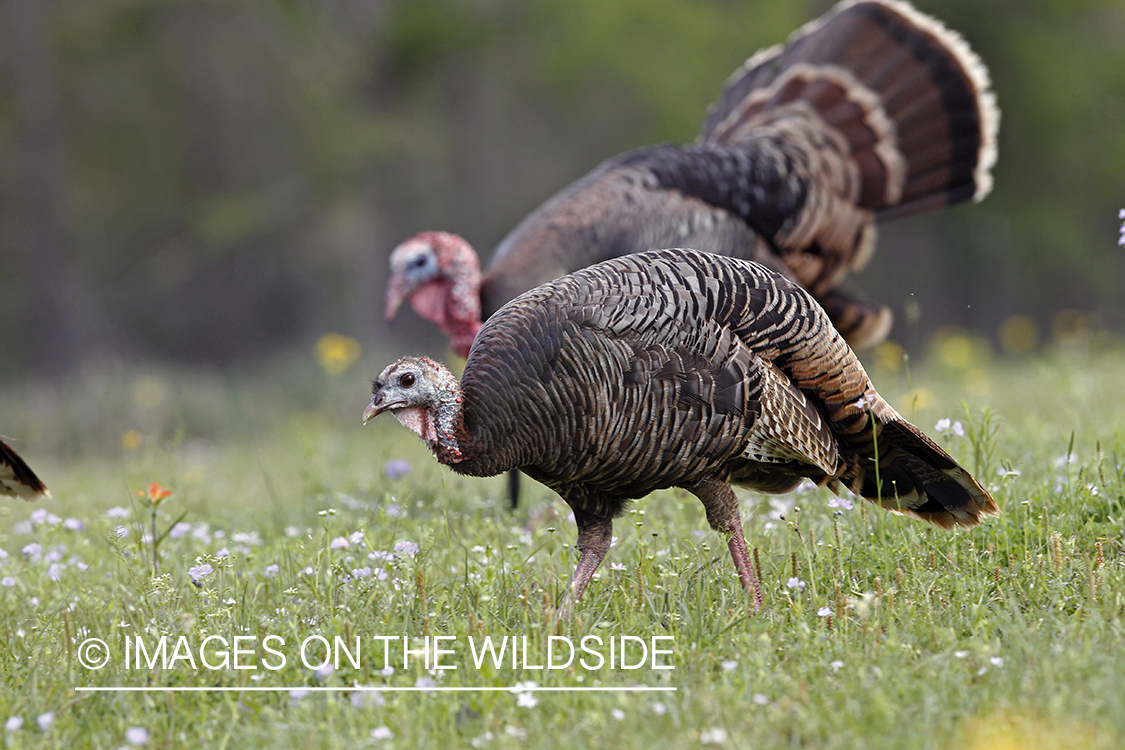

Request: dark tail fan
left=701, top=0, right=999, bottom=219
left=0, top=438, right=50, bottom=502
left=851, top=419, right=997, bottom=529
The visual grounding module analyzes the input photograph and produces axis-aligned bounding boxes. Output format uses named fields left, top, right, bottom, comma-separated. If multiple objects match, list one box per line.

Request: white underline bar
left=75, top=686, right=676, bottom=693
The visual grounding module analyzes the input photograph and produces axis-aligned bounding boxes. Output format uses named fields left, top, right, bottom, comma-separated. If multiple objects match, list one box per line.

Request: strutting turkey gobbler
left=385, top=0, right=999, bottom=358
left=365, top=249, right=998, bottom=614
left=1, top=439, right=50, bottom=502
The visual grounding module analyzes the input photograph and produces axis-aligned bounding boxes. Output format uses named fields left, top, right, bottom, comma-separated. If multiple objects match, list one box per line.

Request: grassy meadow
left=1, top=330, right=1125, bottom=748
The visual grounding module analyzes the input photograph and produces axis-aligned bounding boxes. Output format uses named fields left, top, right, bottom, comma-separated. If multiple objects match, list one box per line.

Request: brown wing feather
left=740, top=358, right=838, bottom=476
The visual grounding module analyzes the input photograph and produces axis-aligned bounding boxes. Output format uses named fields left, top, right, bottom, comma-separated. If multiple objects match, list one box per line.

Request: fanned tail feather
left=0, top=439, right=50, bottom=502
left=851, top=419, right=998, bottom=528
left=701, top=0, right=999, bottom=218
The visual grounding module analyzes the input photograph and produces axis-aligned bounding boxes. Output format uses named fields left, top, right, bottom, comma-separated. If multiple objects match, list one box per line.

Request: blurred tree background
left=1, top=0, right=1123, bottom=381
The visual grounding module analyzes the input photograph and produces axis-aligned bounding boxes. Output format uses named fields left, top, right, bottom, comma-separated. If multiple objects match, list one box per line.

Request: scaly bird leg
left=687, top=479, right=763, bottom=613
left=558, top=509, right=613, bottom=618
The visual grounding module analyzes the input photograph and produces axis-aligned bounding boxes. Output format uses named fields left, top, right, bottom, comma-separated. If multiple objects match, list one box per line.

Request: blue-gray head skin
left=384, top=232, right=483, bottom=357
left=384, top=236, right=441, bottom=320
left=364, top=356, right=466, bottom=464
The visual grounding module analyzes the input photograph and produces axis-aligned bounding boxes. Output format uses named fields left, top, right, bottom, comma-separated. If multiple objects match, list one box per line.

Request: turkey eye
left=399, top=373, right=416, bottom=388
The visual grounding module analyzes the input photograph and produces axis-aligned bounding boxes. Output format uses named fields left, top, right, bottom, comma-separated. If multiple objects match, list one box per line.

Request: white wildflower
left=470, top=731, right=495, bottom=748
left=125, top=726, right=150, bottom=745
left=512, top=681, right=538, bottom=708
left=701, top=728, right=728, bottom=745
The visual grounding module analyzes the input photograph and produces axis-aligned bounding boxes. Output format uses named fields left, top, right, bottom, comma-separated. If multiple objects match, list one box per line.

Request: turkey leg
left=558, top=509, right=613, bottom=617
left=687, top=478, right=763, bottom=612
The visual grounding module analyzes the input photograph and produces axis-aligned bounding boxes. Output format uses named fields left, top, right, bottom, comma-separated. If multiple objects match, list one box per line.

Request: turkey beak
left=384, top=276, right=407, bottom=322
left=363, top=393, right=387, bottom=425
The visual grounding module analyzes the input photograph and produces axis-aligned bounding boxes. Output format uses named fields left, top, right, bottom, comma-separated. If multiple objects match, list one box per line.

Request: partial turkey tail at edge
left=852, top=419, right=998, bottom=529
left=700, top=0, right=999, bottom=219
left=0, top=439, right=50, bottom=502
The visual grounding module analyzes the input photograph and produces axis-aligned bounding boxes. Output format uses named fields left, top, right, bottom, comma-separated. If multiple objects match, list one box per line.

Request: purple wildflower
left=188, top=563, right=214, bottom=586
left=383, top=459, right=412, bottom=480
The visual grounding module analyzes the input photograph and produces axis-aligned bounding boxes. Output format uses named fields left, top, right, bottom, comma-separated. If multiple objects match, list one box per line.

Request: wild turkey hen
left=1, top=438, right=50, bottom=501
left=365, top=249, right=998, bottom=613
left=385, top=0, right=999, bottom=357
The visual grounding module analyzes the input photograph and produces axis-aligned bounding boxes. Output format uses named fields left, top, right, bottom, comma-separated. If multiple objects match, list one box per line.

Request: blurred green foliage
left=0, top=0, right=1122, bottom=379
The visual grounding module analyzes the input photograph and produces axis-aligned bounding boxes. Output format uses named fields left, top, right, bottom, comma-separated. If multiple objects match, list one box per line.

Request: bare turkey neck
left=429, top=375, right=468, bottom=465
